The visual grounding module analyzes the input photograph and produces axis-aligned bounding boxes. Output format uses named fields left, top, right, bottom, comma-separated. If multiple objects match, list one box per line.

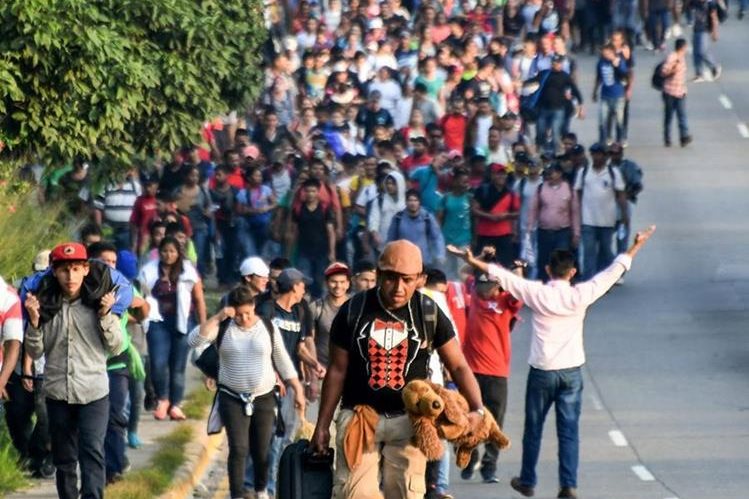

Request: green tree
left=0, top=0, right=266, bottom=169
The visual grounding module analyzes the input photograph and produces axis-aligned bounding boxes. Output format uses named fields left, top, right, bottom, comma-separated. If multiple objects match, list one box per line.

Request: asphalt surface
left=449, top=17, right=749, bottom=499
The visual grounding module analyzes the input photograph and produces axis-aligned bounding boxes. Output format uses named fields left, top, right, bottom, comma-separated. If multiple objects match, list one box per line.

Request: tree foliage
left=0, top=0, right=266, bottom=169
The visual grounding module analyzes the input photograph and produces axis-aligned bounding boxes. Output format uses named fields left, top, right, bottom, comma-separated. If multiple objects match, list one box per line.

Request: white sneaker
left=256, top=491, right=270, bottom=499
left=713, top=65, right=722, bottom=81
left=692, top=76, right=707, bottom=83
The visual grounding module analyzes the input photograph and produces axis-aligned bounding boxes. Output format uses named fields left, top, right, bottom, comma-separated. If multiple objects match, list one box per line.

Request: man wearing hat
left=528, top=162, right=581, bottom=282
left=472, top=163, right=521, bottom=268
left=24, top=243, right=124, bottom=499
left=573, top=143, right=628, bottom=281
left=239, top=256, right=271, bottom=297
left=251, top=267, right=326, bottom=496
left=311, top=240, right=485, bottom=499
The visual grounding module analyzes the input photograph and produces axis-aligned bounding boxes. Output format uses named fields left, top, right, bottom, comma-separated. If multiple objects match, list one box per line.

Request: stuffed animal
left=402, top=379, right=511, bottom=467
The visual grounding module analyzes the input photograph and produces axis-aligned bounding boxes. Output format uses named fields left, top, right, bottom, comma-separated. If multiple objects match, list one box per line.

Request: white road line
left=719, top=95, right=733, bottom=109
left=589, top=394, right=603, bottom=411
left=738, top=123, right=749, bottom=139
left=608, top=429, right=629, bottom=447
left=631, top=465, right=656, bottom=481
left=664, top=497, right=680, bottom=499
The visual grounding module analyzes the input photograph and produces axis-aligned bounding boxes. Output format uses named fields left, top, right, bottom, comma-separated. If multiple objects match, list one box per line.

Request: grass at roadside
left=105, top=382, right=214, bottom=499
left=0, top=420, right=28, bottom=496
left=106, top=424, right=193, bottom=499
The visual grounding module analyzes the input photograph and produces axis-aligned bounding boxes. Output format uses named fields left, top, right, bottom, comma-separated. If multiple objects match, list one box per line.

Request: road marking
left=738, top=123, right=749, bottom=139
left=589, top=394, right=603, bottom=411
left=608, top=429, right=628, bottom=447
left=664, top=497, right=680, bottom=499
left=632, top=465, right=656, bottom=481
left=719, top=95, right=733, bottom=109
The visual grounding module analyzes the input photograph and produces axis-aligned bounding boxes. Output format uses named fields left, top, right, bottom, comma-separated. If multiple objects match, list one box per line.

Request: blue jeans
left=237, top=218, right=271, bottom=260
left=647, top=8, right=670, bottom=47
left=146, top=318, right=191, bottom=405
left=536, top=228, right=573, bottom=282
left=692, top=31, right=718, bottom=77
left=536, top=108, right=567, bottom=154
left=104, top=369, right=129, bottom=479
left=662, top=93, right=689, bottom=143
left=192, top=227, right=210, bottom=277
left=216, top=221, right=239, bottom=286
left=581, top=225, right=615, bottom=281
left=296, top=253, right=328, bottom=299
left=520, top=367, right=583, bottom=489
left=599, top=97, right=626, bottom=144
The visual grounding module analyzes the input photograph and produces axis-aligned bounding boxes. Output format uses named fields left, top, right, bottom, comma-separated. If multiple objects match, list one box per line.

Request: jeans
left=581, top=225, right=616, bottom=281
left=109, top=224, right=132, bottom=252
left=216, top=221, right=239, bottom=286
left=599, top=97, right=626, bottom=144
left=519, top=367, right=583, bottom=489
left=105, top=369, right=129, bottom=479
left=245, top=386, right=300, bottom=495
left=426, top=446, right=451, bottom=495
left=147, top=317, right=192, bottom=405
left=237, top=218, right=271, bottom=260
left=296, top=253, right=329, bottom=299
left=47, top=396, right=109, bottom=499
left=466, top=374, right=508, bottom=478
left=536, top=227, right=573, bottom=282
left=692, top=30, right=718, bottom=77
left=191, top=227, right=211, bottom=277
left=536, top=108, right=567, bottom=154
left=616, top=201, right=634, bottom=255
left=662, top=93, right=689, bottom=142
left=220, top=391, right=276, bottom=497
left=3, top=372, right=51, bottom=471
left=647, top=8, right=670, bottom=47
left=127, top=355, right=146, bottom=434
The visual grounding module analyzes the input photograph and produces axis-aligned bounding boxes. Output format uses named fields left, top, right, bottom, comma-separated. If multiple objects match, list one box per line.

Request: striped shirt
left=188, top=319, right=297, bottom=396
left=93, top=180, right=142, bottom=224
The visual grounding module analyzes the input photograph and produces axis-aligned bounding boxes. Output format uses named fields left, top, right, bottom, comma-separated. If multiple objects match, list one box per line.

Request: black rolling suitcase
left=277, top=439, right=334, bottom=499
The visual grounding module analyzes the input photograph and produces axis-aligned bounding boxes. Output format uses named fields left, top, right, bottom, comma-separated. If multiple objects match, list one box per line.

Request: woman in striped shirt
left=189, top=286, right=304, bottom=499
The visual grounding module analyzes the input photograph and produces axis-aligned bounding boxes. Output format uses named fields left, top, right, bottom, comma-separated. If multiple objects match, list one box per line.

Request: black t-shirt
left=330, top=289, right=455, bottom=414
left=257, top=299, right=312, bottom=374
left=293, top=203, right=334, bottom=258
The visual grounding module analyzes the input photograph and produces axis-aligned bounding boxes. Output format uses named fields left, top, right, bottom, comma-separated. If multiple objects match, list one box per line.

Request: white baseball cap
left=239, top=256, right=270, bottom=278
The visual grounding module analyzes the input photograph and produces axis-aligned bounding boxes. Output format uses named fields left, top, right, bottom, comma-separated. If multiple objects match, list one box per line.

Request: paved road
left=200, top=19, right=749, bottom=499
left=448, top=17, right=749, bottom=499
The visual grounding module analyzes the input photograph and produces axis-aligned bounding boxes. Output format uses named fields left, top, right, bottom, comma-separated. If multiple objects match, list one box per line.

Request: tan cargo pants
left=333, top=409, right=427, bottom=499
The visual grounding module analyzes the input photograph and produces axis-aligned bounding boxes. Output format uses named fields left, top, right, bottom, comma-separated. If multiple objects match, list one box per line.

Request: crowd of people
left=0, top=0, right=734, bottom=497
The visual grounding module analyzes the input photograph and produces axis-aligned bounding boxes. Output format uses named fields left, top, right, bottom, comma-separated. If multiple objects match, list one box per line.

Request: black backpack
left=651, top=61, right=667, bottom=91
left=194, top=316, right=277, bottom=380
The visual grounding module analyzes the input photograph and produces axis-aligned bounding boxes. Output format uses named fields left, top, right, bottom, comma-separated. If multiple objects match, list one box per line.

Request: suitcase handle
left=304, top=446, right=334, bottom=466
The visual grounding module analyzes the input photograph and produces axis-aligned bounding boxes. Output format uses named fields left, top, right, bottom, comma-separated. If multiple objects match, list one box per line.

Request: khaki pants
left=333, top=409, right=427, bottom=499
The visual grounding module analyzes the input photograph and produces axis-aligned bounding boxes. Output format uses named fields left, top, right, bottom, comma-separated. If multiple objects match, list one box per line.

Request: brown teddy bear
left=402, top=379, right=511, bottom=467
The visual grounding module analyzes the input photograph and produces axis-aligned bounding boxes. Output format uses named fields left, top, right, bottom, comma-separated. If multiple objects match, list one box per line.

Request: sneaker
left=510, top=477, right=535, bottom=497
left=128, top=432, right=142, bottom=449
left=615, top=277, right=625, bottom=286
left=461, top=459, right=479, bottom=480
left=153, top=400, right=169, bottom=420
left=482, top=475, right=500, bottom=484
left=692, top=76, right=707, bottom=83
left=558, top=486, right=578, bottom=498
left=664, top=139, right=672, bottom=147
left=680, top=135, right=693, bottom=147
left=256, top=491, right=270, bottom=499
left=713, top=65, right=722, bottom=80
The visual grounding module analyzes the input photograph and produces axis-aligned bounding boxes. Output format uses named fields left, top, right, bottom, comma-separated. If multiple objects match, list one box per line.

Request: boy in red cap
left=24, top=242, right=123, bottom=499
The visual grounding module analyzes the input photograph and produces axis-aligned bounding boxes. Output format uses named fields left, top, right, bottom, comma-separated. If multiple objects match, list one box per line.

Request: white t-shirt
left=574, top=165, right=625, bottom=227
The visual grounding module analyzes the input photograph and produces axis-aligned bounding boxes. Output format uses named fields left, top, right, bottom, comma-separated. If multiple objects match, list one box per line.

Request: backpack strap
left=215, top=318, right=233, bottom=349
left=261, top=316, right=280, bottom=375
left=607, top=164, right=616, bottom=191
left=419, top=293, right=439, bottom=353
left=536, top=182, right=544, bottom=211
left=346, top=291, right=368, bottom=340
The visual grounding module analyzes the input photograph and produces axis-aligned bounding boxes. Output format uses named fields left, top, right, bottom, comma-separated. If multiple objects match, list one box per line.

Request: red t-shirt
left=401, top=153, right=433, bottom=175
left=462, top=290, right=522, bottom=377
left=440, top=114, right=468, bottom=153
left=476, top=192, right=520, bottom=237
left=208, top=167, right=244, bottom=190
left=445, top=281, right=468, bottom=342
left=129, top=195, right=158, bottom=251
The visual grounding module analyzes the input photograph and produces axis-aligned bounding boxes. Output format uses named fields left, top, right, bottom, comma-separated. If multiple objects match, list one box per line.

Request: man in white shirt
left=574, top=143, right=629, bottom=281
left=448, top=225, right=655, bottom=499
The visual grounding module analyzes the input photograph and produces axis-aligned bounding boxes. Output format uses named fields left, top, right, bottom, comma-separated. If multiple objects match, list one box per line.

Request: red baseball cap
left=50, top=243, right=88, bottom=263
left=490, top=163, right=507, bottom=174
left=324, top=262, right=351, bottom=278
